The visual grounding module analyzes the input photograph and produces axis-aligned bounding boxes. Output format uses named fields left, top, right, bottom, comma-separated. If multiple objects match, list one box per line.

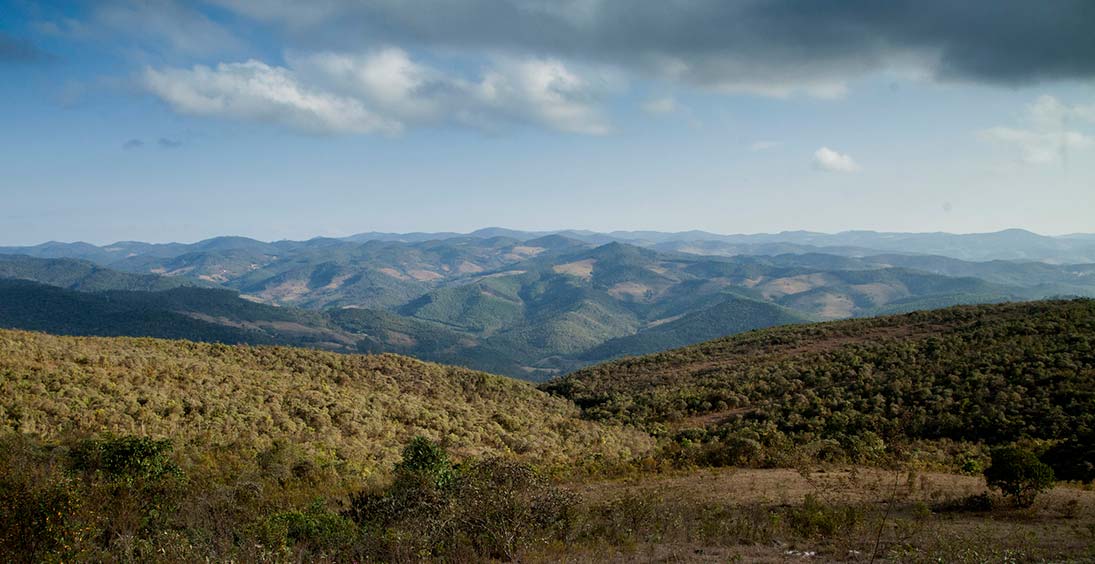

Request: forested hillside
left=545, top=299, right=1095, bottom=466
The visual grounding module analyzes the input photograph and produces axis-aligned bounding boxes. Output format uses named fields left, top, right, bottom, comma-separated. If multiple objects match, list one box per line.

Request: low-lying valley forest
left=2, top=299, right=1094, bottom=561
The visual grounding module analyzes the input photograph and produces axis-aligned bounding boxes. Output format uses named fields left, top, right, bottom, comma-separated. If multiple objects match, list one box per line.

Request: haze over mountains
left=1, top=227, right=1093, bottom=379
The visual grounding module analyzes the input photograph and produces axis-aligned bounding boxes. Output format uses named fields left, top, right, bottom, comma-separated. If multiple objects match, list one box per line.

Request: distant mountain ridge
left=6, top=227, right=1095, bottom=265
left=2, top=230, right=1094, bottom=380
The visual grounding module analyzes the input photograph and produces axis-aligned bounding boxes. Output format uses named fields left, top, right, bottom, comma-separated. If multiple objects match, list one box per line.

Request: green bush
left=256, top=501, right=360, bottom=556
left=394, top=436, right=454, bottom=489
left=70, top=436, right=181, bottom=484
left=984, top=446, right=1055, bottom=507
left=785, top=494, right=862, bottom=539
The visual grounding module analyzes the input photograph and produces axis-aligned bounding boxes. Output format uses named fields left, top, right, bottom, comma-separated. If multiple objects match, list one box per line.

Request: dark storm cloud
left=213, top=0, right=1095, bottom=87
left=0, top=32, right=49, bottom=63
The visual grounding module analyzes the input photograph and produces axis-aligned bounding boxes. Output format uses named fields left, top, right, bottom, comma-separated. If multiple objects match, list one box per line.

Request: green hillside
left=0, top=280, right=362, bottom=350
left=0, top=280, right=281, bottom=345
left=580, top=296, right=807, bottom=361
left=0, top=254, right=201, bottom=292
left=545, top=299, right=1095, bottom=465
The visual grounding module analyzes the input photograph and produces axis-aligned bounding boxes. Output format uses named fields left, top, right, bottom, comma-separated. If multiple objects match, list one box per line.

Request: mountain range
left=1, top=228, right=1093, bottom=379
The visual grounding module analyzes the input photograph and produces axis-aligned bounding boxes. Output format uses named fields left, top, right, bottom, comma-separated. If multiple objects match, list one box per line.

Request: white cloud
left=979, top=95, right=1095, bottom=165
left=141, top=60, right=401, bottom=135
left=143, top=51, right=611, bottom=136
left=750, top=140, right=780, bottom=151
left=812, top=147, right=860, bottom=172
left=641, top=96, right=677, bottom=114
left=473, top=57, right=611, bottom=135
left=289, top=49, right=447, bottom=122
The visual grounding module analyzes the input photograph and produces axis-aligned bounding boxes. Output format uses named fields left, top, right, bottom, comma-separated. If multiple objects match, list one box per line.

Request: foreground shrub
left=984, top=446, right=1055, bottom=507
left=0, top=460, right=86, bottom=562
left=452, top=457, right=579, bottom=560
left=254, top=500, right=361, bottom=557
left=346, top=437, right=578, bottom=560
left=785, top=494, right=863, bottom=539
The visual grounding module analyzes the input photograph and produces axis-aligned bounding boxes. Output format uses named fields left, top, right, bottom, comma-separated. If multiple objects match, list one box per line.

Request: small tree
left=984, top=446, right=1055, bottom=507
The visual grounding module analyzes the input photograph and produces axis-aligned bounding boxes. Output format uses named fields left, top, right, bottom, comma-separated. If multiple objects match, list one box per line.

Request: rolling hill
left=544, top=299, right=1095, bottom=465
left=0, top=329, right=651, bottom=473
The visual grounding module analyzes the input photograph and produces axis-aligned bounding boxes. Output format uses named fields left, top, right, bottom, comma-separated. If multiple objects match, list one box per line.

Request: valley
left=2, top=228, right=1093, bottom=380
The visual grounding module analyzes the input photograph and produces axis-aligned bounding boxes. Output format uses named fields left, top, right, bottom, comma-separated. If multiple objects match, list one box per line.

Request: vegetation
left=2, top=298, right=1095, bottom=560
left=4, top=433, right=1093, bottom=562
left=0, top=328, right=649, bottom=476
left=984, top=446, right=1056, bottom=507
left=0, top=254, right=202, bottom=292
left=545, top=299, right=1095, bottom=473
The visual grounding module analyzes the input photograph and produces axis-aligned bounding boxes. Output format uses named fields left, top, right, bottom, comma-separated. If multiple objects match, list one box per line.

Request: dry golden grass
left=555, top=467, right=1095, bottom=563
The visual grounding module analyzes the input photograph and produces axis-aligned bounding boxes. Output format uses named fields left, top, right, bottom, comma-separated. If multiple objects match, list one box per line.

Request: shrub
left=0, top=472, right=85, bottom=562
left=256, top=501, right=360, bottom=556
left=785, top=494, right=862, bottom=539
left=1040, top=433, right=1095, bottom=483
left=70, top=436, right=182, bottom=484
left=394, top=436, right=454, bottom=489
left=347, top=438, right=578, bottom=560
left=452, top=457, right=579, bottom=560
left=984, top=446, right=1055, bottom=507
left=68, top=435, right=186, bottom=542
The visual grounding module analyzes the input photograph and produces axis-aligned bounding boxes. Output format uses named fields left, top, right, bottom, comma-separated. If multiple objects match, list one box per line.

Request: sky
left=0, top=0, right=1093, bottom=245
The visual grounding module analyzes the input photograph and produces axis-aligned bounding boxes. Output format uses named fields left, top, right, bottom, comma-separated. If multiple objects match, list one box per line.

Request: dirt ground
left=545, top=467, right=1095, bottom=563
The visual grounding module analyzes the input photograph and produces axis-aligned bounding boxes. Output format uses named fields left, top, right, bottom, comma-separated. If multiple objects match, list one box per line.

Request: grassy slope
left=0, top=329, right=650, bottom=473
left=544, top=299, right=1095, bottom=447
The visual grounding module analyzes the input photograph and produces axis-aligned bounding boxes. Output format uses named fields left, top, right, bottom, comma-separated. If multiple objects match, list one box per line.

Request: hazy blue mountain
left=7, top=228, right=1095, bottom=266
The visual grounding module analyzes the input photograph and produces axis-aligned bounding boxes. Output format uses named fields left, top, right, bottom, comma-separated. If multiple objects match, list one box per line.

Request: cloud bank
left=207, top=0, right=1095, bottom=89
left=57, top=0, right=1092, bottom=135
left=142, top=49, right=612, bottom=135
left=980, top=95, right=1095, bottom=165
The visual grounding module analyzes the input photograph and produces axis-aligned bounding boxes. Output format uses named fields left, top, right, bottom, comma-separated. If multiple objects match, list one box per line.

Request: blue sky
left=1, top=0, right=1093, bottom=245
